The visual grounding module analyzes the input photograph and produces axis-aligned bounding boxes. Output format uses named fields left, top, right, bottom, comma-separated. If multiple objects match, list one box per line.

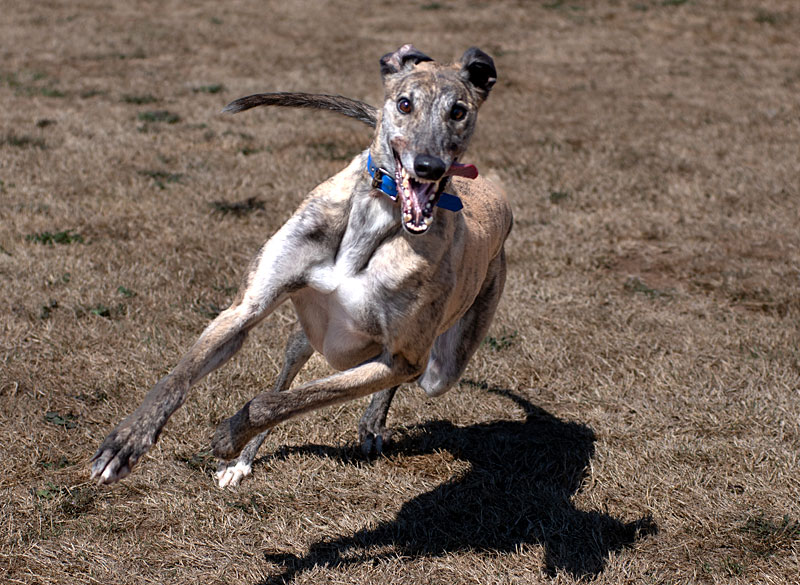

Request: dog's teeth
left=403, top=212, right=412, bottom=223
left=424, top=216, right=433, bottom=227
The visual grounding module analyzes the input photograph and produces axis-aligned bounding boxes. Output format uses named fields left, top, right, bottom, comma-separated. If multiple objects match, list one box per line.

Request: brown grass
left=2, top=0, right=799, bottom=583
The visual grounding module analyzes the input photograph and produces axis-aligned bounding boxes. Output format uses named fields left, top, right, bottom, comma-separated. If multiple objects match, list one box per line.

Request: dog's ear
left=460, top=47, right=497, bottom=100
left=380, top=44, right=434, bottom=77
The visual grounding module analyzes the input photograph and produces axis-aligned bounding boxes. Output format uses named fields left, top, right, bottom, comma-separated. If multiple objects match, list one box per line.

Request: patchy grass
left=44, top=411, right=79, bottom=429
left=623, top=276, right=671, bottom=298
left=193, top=83, right=225, bottom=94
left=742, top=514, right=800, bottom=557
left=26, top=230, right=84, bottom=245
left=116, top=285, right=137, bottom=298
left=2, top=133, right=46, bottom=149
left=138, top=169, right=184, bottom=188
left=483, top=329, right=518, bottom=351
left=137, top=110, right=181, bottom=124
left=2, top=2, right=800, bottom=584
left=122, top=93, right=159, bottom=104
left=210, top=196, right=265, bottom=215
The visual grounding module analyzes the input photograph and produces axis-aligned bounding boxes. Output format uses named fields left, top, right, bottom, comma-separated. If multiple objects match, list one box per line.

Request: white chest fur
left=292, top=195, right=419, bottom=370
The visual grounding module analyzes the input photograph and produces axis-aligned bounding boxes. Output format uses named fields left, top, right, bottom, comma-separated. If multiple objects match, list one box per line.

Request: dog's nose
left=413, top=154, right=447, bottom=181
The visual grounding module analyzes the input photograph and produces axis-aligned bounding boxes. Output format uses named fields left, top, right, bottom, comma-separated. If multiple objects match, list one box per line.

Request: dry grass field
left=2, top=0, right=799, bottom=583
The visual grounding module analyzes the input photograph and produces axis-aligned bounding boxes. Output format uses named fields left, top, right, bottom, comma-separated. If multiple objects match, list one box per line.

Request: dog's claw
left=90, top=421, right=155, bottom=484
left=358, top=426, right=392, bottom=457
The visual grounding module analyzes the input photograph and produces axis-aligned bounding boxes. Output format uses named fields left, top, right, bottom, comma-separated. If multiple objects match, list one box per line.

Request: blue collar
left=367, top=153, right=463, bottom=212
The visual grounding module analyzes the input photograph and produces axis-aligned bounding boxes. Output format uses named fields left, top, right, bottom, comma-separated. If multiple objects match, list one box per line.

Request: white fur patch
left=216, top=460, right=252, bottom=488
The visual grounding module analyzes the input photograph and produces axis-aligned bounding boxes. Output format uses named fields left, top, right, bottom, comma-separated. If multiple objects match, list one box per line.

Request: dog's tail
left=223, top=92, right=378, bottom=128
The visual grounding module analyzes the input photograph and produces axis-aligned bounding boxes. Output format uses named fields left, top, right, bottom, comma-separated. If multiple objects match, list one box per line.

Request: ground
left=1, top=1, right=799, bottom=583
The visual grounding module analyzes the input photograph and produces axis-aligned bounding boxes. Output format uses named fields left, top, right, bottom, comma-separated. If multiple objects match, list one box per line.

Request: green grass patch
left=40, top=300, right=58, bottom=320
left=26, top=230, right=84, bottom=245
left=44, top=411, right=78, bottom=429
left=137, top=110, right=181, bottom=124
left=80, top=88, right=107, bottom=99
left=193, top=83, right=225, bottom=94
left=210, top=196, right=265, bottom=216
left=33, top=482, right=95, bottom=516
left=624, top=276, right=671, bottom=298
left=122, top=93, right=158, bottom=104
left=2, top=133, right=46, bottom=149
left=178, top=450, right=216, bottom=474
left=742, top=514, right=800, bottom=556
left=90, top=304, right=111, bottom=318
left=38, top=87, right=66, bottom=98
left=34, top=481, right=64, bottom=500
left=117, top=285, right=137, bottom=298
left=2, top=71, right=66, bottom=97
left=239, top=146, right=267, bottom=156
left=192, top=300, right=224, bottom=319
left=549, top=190, right=570, bottom=203
left=116, top=48, right=146, bottom=60
left=138, top=169, right=184, bottom=189
left=39, top=456, right=71, bottom=471
left=754, top=10, right=782, bottom=25
left=75, top=390, right=108, bottom=405
left=484, top=329, right=518, bottom=351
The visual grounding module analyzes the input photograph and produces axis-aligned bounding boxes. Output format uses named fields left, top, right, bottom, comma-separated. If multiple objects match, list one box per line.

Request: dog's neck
left=367, top=135, right=397, bottom=183
left=331, top=151, right=402, bottom=266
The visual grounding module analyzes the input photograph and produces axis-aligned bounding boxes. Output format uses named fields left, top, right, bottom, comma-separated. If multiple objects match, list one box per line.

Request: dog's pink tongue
left=445, top=162, right=478, bottom=180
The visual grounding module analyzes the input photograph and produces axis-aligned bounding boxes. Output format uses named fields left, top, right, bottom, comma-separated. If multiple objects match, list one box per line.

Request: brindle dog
left=91, top=45, right=513, bottom=488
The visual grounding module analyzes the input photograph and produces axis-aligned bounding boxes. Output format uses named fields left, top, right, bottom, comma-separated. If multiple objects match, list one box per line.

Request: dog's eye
left=450, top=104, right=467, bottom=121
left=397, top=97, right=413, bottom=114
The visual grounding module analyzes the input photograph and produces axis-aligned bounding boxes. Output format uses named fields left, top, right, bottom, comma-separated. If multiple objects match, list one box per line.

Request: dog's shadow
left=257, top=387, right=656, bottom=583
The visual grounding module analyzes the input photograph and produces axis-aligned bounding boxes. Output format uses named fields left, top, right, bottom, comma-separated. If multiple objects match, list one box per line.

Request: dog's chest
left=294, top=229, right=424, bottom=369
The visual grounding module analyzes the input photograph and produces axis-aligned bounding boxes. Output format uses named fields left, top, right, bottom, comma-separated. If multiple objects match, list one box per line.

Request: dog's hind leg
left=217, top=324, right=314, bottom=487
left=212, top=354, right=422, bottom=460
left=358, top=386, right=398, bottom=456
left=418, top=249, right=507, bottom=397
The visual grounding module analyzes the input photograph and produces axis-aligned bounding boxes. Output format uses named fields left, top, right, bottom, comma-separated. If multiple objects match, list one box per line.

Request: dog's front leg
left=90, top=309, right=257, bottom=484
left=91, top=213, right=326, bottom=484
left=212, top=356, right=420, bottom=460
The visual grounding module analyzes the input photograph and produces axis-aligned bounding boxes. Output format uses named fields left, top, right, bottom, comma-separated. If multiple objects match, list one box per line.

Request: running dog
left=91, top=44, right=513, bottom=488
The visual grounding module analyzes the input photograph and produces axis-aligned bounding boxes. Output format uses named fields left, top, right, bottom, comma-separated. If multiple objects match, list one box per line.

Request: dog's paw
left=90, top=421, right=157, bottom=484
left=216, top=459, right=252, bottom=489
left=358, top=423, right=393, bottom=457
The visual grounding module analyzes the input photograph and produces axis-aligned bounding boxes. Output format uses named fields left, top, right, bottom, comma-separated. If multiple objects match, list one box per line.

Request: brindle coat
left=91, top=45, right=513, bottom=488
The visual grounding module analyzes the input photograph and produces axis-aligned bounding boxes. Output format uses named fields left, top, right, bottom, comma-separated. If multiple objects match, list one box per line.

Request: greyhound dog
left=90, top=45, right=513, bottom=488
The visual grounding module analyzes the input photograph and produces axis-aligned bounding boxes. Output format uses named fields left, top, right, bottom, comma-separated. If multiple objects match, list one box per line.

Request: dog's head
left=377, top=45, right=496, bottom=235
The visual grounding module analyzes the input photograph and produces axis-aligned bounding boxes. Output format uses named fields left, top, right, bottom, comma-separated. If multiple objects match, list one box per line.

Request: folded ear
left=380, top=44, right=434, bottom=77
left=460, top=47, right=497, bottom=100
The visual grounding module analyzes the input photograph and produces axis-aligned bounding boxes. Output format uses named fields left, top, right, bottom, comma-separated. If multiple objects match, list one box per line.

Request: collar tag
left=437, top=192, right=463, bottom=212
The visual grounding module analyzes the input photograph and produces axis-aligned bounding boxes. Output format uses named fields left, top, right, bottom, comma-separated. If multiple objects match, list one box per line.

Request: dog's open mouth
left=395, top=163, right=438, bottom=234
left=394, top=156, right=477, bottom=235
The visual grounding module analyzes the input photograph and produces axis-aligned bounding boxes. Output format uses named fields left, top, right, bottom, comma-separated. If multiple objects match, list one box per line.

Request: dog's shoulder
left=289, top=152, right=369, bottom=234
left=453, top=174, right=513, bottom=245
